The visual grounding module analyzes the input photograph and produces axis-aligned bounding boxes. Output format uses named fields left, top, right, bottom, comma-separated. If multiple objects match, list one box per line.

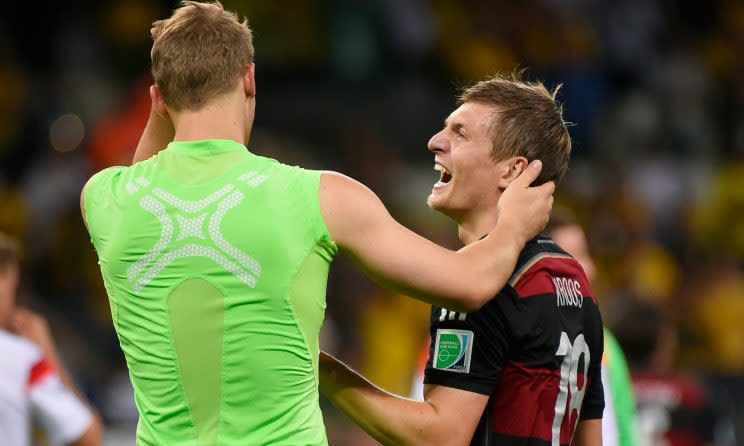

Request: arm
left=319, top=352, right=488, bottom=446
left=320, top=160, right=554, bottom=312
left=81, top=85, right=173, bottom=229
left=131, top=85, right=174, bottom=164
left=80, top=181, right=89, bottom=229
left=11, top=309, right=104, bottom=446
left=571, top=419, right=602, bottom=446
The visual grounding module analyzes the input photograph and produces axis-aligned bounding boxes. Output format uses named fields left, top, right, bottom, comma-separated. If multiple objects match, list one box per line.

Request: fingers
left=511, top=160, right=543, bottom=188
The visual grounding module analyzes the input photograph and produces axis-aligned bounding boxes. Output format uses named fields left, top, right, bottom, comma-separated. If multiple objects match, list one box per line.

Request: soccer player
left=319, top=75, right=605, bottom=446
left=80, top=2, right=554, bottom=445
left=0, top=233, right=102, bottom=446
left=615, top=300, right=733, bottom=446
left=546, top=211, right=640, bottom=446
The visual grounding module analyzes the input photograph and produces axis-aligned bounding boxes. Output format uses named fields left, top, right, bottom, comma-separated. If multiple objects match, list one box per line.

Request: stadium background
left=1, top=0, right=743, bottom=444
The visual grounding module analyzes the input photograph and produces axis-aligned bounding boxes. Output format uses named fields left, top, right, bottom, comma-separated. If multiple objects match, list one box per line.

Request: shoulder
left=508, top=235, right=595, bottom=302
left=87, top=165, right=129, bottom=185
left=318, top=170, right=382, bottom=210
left=81, top=166, right=129, bottom=223
left=252, top=158, right=325, bottom=190
left=82, top=166, right=128, bottom=201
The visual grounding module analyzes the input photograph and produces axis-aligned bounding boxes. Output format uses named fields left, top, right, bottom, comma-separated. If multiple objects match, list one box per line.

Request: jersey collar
left=166, top=139, right=248, bottom=154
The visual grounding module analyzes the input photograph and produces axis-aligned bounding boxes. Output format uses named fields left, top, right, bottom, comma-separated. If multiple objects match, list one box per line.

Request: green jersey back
left=85, top=139, right=337, bottom=445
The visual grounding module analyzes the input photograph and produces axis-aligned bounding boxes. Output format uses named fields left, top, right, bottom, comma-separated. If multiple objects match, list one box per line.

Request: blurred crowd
left=0, top=0, right=743, bottom=444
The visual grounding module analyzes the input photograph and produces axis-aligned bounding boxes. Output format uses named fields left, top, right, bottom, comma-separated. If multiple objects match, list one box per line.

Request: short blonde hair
left=459, top=73, right=572, bottom=185
left=151, top=1, right=255, bottom=111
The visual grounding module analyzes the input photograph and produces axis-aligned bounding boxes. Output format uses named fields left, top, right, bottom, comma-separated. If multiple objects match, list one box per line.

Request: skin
left=0, top=264, right=103, bottom=446
left=319, top=103, right=601, bottom=446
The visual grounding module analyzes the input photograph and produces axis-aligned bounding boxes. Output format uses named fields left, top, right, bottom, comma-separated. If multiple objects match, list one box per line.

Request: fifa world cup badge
left=433, top=329, right=474, bottom=373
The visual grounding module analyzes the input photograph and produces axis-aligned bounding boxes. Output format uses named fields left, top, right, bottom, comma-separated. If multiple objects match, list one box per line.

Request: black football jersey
left=424, top=235, right=604, bottom=446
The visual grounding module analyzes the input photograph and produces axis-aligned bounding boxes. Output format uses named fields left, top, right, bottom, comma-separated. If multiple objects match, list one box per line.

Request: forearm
left=132, top=106, right=174, bottom=164
left=349, top=218, right=524, bottom=313
left=319, top=352, right=440, bottom=446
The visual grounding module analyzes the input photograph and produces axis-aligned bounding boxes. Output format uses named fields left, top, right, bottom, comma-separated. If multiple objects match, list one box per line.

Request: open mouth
left=434, top=163, right=452, bottom=186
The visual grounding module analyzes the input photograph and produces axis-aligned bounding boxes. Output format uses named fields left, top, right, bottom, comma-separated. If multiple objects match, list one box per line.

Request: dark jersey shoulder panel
left=423, top=235, right=605, bottom=446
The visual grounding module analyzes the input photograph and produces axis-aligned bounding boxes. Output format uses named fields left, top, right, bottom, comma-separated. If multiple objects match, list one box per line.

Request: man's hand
left=497, top=160, right=555, bottom=245
left=131, top=85, right=175, bottom=164
left=10, top=308, right=59, bottom=362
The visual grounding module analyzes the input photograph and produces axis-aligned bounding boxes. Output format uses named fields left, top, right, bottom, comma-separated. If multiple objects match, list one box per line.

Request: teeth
left=434, top=164, right=450, bottom=175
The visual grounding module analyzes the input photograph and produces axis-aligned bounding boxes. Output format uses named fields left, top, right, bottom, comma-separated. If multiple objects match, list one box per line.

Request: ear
left=150, top=84, right=170, bottom=118
left=243, top=63, right=256, bottom=98
left=497, top=156, right=529, bottom=189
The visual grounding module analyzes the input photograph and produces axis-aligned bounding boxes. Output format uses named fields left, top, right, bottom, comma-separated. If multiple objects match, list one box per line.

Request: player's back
left=425, top=235, right=604, bottom=446
left=85, top=139, right=337, bottom=445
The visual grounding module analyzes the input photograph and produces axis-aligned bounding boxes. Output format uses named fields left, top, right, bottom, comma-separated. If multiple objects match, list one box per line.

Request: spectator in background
left=546, top=209, right=641, bottom=446
left=615, top=299, right=735, bottom=446
left=0, top=232, right=102, bottom=446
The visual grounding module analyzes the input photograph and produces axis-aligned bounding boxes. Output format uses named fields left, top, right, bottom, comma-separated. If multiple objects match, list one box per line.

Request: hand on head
left=497, top=160, right=555, bottom=244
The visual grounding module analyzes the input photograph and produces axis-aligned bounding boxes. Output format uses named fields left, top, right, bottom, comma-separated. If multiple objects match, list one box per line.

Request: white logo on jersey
left=552, top=277, right=583, bottom=308
left=125, top=172, right=267, bottom=292
left=438, top=308, right=467, bottom=321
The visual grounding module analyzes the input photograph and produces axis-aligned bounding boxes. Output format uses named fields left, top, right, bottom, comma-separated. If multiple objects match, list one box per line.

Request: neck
left=456, top=203, right=501, bottom=246
left=171, top=93, right=254, bottom=145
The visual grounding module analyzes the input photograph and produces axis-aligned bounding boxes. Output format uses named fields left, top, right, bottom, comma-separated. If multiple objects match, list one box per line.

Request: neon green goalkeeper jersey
left=85, top=139, right=338, bottom=445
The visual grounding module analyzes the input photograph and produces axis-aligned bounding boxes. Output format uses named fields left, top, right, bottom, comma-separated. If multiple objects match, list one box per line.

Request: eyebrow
left=444, top=119, right=465, bottom=130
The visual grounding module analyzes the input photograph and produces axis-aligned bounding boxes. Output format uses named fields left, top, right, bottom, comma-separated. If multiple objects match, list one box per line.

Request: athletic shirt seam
left=284, top=169, right=329, bottom=394
left=284, top=243, right=323, bottom=388
left=159, top=277, right=200, bottom=443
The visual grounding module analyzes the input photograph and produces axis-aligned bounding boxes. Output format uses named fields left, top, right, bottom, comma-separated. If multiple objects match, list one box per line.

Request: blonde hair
left=459, top=73, right=572, bottom=185
left=151, top=1, right=255, bottom=111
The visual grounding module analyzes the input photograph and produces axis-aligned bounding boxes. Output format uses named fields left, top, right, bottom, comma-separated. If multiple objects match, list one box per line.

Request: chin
left=428, top=194, right=454, bottom=217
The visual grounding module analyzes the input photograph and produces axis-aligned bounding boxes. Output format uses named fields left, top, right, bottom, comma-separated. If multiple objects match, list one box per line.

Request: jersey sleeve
left=84, top=166, right=125, bottom=243
left=28, top=358, right=93, bottom=445
left=580, top=308, right=605, bottom=420
left=423, top=291, right=517, bottom=395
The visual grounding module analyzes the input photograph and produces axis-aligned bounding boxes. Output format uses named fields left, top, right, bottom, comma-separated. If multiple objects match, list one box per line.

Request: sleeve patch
left=432, top=329, right=474, bottom=373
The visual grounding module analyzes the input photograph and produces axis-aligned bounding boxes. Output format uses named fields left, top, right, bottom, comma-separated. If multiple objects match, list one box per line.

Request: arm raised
left=320, top=160, right=553, bottom=312
left=131, top=85, right=174, bottom=165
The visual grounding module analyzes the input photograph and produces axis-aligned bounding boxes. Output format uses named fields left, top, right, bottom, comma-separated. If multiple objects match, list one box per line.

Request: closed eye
left=444, top=119, right=466, bottom=138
